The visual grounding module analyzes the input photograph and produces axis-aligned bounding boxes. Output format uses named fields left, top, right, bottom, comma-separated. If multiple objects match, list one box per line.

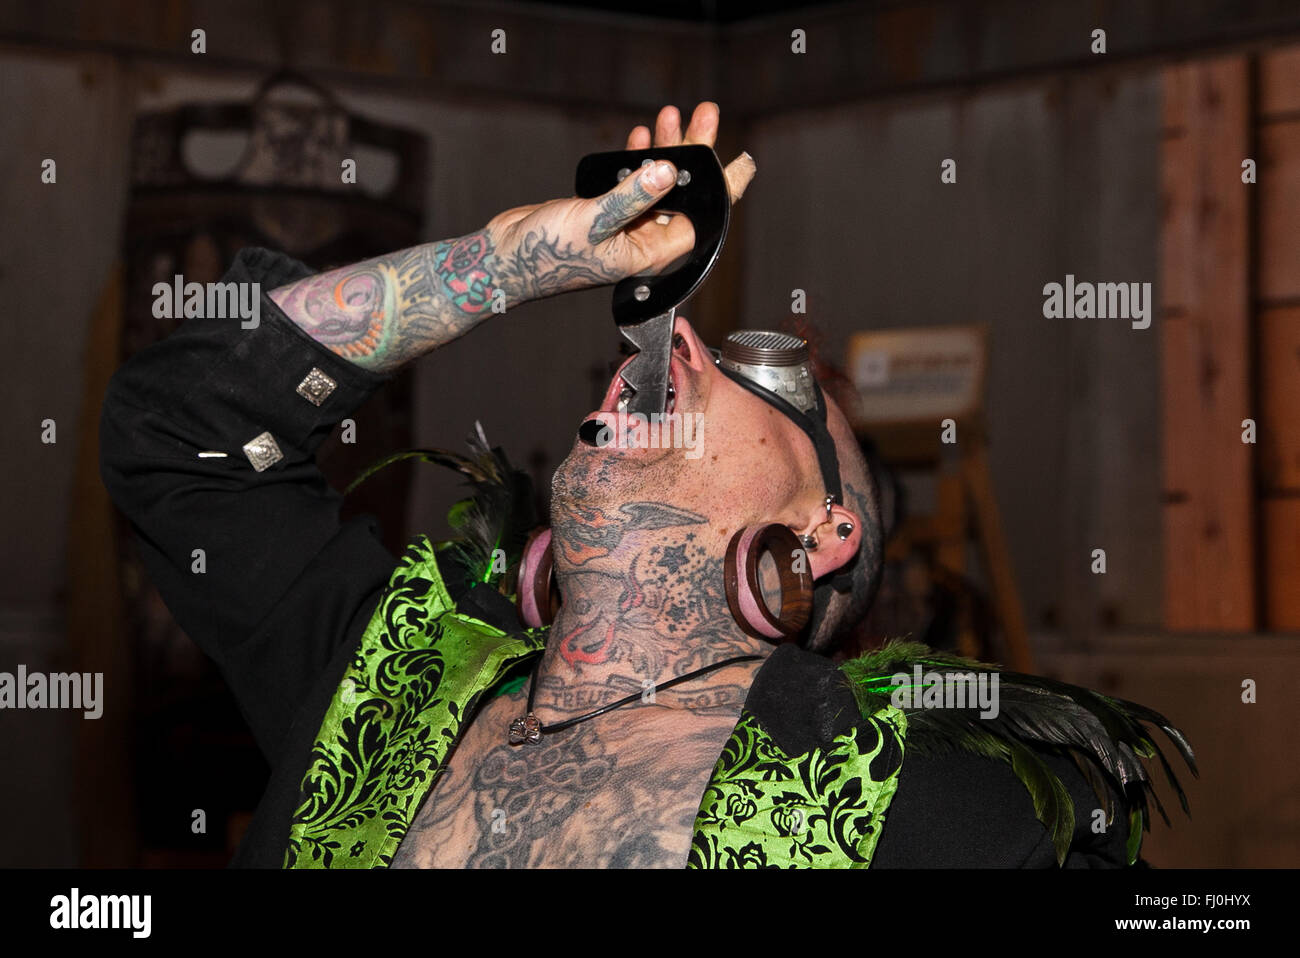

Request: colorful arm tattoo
left=269, top=231, right=501, bottom=374
left=270, top=221, right=626, bottom=374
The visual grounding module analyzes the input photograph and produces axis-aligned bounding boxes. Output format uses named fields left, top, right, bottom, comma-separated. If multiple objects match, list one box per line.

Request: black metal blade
left=617, top=309, right=675, bottom=416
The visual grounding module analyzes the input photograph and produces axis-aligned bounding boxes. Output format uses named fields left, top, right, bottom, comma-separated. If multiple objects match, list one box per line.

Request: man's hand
left=270, top=102, right=753, bottom=374
left=486, top=102, right=756, bottom=304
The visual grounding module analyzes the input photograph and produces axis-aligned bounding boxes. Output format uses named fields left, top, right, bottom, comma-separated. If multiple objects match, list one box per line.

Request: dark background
left=1, top=0, right=1298, bottom=867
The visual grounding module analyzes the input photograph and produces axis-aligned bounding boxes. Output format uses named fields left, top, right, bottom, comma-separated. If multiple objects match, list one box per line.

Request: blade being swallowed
left=617, top=309, right=675, bottom=417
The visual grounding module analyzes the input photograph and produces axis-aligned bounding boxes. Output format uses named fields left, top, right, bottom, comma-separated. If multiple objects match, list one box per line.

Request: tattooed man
left=102, top=103, right=1170, bottom=869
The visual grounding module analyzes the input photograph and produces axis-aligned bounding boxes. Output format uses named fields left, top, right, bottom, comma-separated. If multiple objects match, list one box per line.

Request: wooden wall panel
left=1160, top=57, right=1255, bottom=630
left=1259, top=306, right=1300, bottom=491
left=1160, top=315, right=1199, bottom=496
left=1262, top=498, right=1300, bottom=627
left=1258, top=46, right=1300, bottom=629
left=1162, top=310, right=1257, bottom=629
left=1259, top=121, right=1300, bottom=302
left=1162, top=62, right=1191, bottom=134
left=1260, top=46, right=1300, bottom=118
left=1259, top=306, right=1300, bottom=629
left=1159, top=129, right=1193, bottom=315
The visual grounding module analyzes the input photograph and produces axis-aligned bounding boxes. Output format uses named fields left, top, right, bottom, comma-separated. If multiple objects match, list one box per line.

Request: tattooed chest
left=391, top=699, right=735, bottom=869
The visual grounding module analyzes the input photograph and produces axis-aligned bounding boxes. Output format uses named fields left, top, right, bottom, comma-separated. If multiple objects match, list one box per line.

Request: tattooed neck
left=532, top=496, right=776, bottom=723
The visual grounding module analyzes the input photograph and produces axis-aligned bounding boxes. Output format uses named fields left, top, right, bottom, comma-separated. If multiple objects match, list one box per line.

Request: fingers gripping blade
left=618, top=309, right=675, bottom=416
left=574, top=145, right=728, bottom=420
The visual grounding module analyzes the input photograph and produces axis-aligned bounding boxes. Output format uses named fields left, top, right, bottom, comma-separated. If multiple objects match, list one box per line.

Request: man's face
left=551, top=316, right=825, bottom=549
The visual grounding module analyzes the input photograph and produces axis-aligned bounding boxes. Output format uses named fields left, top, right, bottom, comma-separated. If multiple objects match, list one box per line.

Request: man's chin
left=558, top=433, right=668, bottom=475
left=552, top=432, right=677, bottom=510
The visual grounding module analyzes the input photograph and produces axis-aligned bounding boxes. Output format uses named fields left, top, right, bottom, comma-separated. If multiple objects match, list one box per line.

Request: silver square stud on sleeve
left=243, top=431, right=284, bottom=472
left=296, top=367, right=337, bottom=406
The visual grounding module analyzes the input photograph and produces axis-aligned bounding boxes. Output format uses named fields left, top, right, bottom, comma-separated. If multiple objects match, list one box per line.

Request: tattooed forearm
left=269, top=231, right=500, bottom=374
left=270, top=221, right=633, bottom=373
left=492, top=228, right=624, bottom=304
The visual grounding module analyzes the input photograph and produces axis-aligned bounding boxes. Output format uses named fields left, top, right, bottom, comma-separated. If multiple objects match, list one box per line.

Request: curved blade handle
left=575, top=143, right=730, bottom=326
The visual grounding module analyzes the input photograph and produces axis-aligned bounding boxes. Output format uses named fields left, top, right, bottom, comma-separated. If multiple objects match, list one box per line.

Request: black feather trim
left=840, top=639, right=1197, bottom=865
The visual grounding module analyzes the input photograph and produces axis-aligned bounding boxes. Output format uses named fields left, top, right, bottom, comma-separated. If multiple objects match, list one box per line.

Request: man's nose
left=672, top=315, right=712, bottom=371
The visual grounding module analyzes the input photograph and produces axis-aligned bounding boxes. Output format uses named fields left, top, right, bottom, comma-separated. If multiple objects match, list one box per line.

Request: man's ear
left=793, top=501, right=861, bottom=580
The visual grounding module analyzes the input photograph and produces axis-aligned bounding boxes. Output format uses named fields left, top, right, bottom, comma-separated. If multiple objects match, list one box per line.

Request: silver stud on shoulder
left=243, top=431, right=283, bottom=472
left=296, top=367, right=337, bottom=406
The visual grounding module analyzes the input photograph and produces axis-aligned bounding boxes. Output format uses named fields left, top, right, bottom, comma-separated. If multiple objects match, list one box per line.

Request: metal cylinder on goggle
left=716, top=330, right=819, bottom=415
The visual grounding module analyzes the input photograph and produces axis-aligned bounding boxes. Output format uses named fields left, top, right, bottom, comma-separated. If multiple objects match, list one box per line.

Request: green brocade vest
left=284, top=535, right=907, bottom=869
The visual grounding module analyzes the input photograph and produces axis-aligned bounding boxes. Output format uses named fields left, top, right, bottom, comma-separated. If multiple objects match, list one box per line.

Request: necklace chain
left=508, top=654, right=764, bottom=745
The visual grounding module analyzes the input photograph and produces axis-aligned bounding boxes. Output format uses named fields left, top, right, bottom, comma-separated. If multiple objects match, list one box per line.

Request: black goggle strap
left=716, top=366, right=854, bottom=595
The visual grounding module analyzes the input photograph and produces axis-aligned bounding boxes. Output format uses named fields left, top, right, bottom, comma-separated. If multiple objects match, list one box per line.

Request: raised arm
left=269, top=102, right=755, bottom=374
left=99, top=103, right=752, bottom=758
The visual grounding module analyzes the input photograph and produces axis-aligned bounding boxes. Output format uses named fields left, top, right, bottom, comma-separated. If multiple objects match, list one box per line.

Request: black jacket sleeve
left=871, top=748, right=1132, bottom=868
left=99, top=248, right=401, bottom=763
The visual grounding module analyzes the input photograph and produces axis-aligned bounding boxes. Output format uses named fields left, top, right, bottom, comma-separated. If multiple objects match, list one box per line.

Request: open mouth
left=600, top=334, right=688, bottom=417
left=615, top=376, right=677, bottom=415
left=578, top=332, right=690, bottom=447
